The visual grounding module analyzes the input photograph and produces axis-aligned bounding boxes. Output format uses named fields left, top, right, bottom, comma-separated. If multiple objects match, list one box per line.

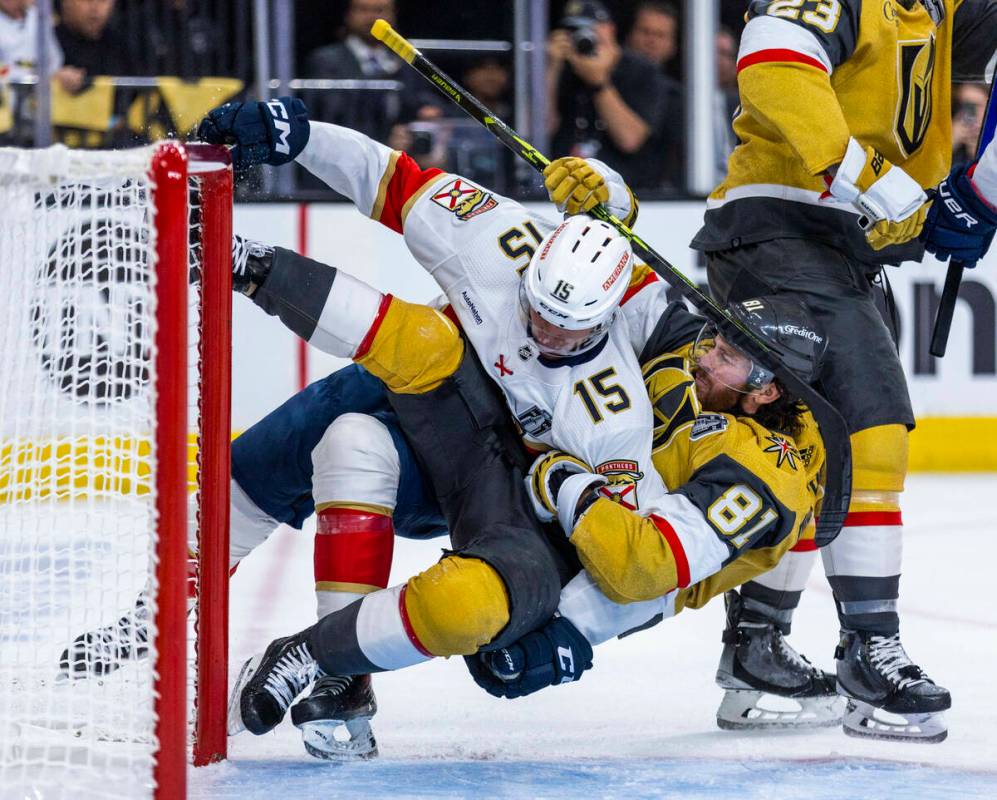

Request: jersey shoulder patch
left=429, top=176, right=498, bottom=221
left=690, top=413, right=729, bottom=441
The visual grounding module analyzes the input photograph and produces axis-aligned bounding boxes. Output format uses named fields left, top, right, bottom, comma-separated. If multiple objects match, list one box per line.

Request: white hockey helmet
left=520, top=216, right=634, bottom=357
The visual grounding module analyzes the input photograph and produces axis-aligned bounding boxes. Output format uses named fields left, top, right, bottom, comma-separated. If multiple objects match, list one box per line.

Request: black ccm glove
left=464, top=616, right=593, bottom=700
left=197, top=96, right=309, bottom=172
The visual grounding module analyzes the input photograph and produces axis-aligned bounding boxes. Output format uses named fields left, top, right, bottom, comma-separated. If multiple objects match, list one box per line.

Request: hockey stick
left=372, top=19, right=850, bottom=545
left=929, top=79, right=997, bottom=357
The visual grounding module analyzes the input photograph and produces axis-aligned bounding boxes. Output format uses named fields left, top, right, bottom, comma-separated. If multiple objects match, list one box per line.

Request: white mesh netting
left=0, top=144, right=183, bottom=799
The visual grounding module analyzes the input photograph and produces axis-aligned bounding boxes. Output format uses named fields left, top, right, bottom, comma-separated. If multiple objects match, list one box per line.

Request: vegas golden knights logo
left=895, top=37, right=936, bottom=157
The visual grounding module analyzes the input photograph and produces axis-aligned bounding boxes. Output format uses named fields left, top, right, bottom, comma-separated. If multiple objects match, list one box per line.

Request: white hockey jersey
left=298, top=122, right=674, bottom=511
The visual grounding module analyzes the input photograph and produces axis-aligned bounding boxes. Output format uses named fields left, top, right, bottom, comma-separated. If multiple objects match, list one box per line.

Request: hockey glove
left=544, top=157, right=610, bottom=215
left=197, top=96, right=310, bottom=172
left=464, top=616, right=594, bottom=699
left=525, top=450, right=593, bottom=522
left=828, top=137, right=930, bottom=251
left=921, top=161, right=997, bottom=267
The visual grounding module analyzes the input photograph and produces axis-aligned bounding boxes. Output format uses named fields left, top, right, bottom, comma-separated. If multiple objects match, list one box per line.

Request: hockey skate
left=836, top=629, right=950, bottom=743
left=290, top=674, right=379, bottom=761
left=58, top=593, right=150, bottom=679
left=716, top=591, right=843, bottom=730
left=230, top=236, right=274, bottom=296
left=227, top=632, right=323, bottom=736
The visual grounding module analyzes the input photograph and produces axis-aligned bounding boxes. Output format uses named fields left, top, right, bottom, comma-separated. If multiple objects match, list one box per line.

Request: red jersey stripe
left=737, top=48, right=828, bottom=74
left=354, top=293, right=393, bottom=360
left=398, top=584, right=434, bottom=657
left=790, top=538, right=818, bottom=552
left=376, top=152, right=443, bottom=233
left=650, top=514, right=691, bottom=589
left=843, top=511, right=903, bottom=528
left=620, top=271, right=659, bottom=306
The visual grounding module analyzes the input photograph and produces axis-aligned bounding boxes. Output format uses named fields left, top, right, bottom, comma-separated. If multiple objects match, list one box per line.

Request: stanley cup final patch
left=430, top=178, right=498, bottom=221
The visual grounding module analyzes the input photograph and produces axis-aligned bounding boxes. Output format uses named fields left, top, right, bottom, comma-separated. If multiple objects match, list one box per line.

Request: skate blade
left=226, top=654, right=262, bottom=736
left=842, top=700, right=948, bottom=743
left=298, top=718, right=378, bottom=762
left=717, top=690, right=845, bottom=731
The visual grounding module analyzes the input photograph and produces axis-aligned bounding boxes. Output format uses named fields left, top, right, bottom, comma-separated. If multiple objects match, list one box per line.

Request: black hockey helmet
left=726, top=295, right=828, bottom=385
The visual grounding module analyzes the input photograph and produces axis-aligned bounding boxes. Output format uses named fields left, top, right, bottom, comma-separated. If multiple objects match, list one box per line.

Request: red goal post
left=0, top=142, right=233, bottom=799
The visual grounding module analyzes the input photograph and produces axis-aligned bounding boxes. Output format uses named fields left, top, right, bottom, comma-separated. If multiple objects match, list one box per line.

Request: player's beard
left=694, top=368, right=742, bottom=414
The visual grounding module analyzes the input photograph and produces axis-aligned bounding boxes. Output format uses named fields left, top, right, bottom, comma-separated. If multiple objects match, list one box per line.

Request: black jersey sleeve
left=637, top=301, right=704, bottom=363
left=745, top=0, right=862, bottom=68
left=953, top=0, right=997, bottom=81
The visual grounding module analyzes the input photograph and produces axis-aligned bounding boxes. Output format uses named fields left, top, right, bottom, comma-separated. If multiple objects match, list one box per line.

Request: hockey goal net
left=0, top=143, right=233, bottom=798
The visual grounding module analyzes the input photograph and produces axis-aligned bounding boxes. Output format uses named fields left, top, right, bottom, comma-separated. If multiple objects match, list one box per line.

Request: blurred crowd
left=0, top=0, right=987, bottom=196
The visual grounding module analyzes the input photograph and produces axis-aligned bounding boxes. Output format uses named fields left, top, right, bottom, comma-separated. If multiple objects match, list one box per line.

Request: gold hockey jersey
left=693, top=0, right=997, bottom=264
left=568, top=346, right=825, bottom=610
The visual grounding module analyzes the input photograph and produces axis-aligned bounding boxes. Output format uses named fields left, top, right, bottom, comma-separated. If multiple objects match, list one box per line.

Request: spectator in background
left=304, top=0, right=441, bottom=147
left=714, top=26, right=739, bottom=171
left=952, top=82, right=989, bottom=166
left=462, top=55, right=511, bottom=121
left=56, top=0, right=137, bottom=80
left=626, top=1, right=678, bottom=77
left=547, top=0, right=680, bottom=189
left=0, top=0, right=81, bottom=91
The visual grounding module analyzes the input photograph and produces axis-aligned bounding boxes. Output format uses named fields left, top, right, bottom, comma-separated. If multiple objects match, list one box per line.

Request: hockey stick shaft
left=372, top=19, right=850, bottom=544
left=929, top=79, right=997, bottom=357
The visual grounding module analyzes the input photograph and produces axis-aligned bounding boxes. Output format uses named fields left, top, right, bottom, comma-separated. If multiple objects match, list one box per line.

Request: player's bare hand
left=55, top=66, right=86, bottom=94
left=544, top=157, right=609, bottom=215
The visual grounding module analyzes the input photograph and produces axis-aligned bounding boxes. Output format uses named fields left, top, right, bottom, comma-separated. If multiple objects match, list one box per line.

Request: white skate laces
left=265, top=642, right=320, bottom=709
left=866, top=633, right=927, bottom=690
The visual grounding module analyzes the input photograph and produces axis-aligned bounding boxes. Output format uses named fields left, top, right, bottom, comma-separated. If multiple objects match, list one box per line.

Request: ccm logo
left=267, top=100, right=292, bottom=155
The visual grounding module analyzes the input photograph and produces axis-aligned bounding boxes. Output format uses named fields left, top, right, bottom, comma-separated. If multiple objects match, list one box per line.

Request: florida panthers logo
left=595, top=460, right=644, bottom=510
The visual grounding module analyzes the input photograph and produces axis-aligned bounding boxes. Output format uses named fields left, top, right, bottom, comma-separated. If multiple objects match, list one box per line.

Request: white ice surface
left=191, top=474, right=997, bottom=799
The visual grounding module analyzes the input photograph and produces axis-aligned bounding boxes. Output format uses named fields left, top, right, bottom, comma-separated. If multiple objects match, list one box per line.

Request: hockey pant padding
left=822, top=424, right=906, bottom=634
left=250, top=247, right=383, bottom=355
left=354, top=296, right=464, bottom=394
left=386, top=350, right=570, bottom=649
left=402, top=556, right=510, bottom=656
left=307, top=559, right=509, bottom=672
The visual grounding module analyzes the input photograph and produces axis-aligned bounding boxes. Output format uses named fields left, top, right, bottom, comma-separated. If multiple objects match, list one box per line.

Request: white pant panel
left=557, top=571, right=674, bottom=647
left=821, top=523, right=903, bottom=578
left=751, top=547, right=818, bottom=594
left=308, top=270, right=384, bottom=357
left=310, top=412, right=401, bottom=510
left=355, top=585, right=431, bottom=670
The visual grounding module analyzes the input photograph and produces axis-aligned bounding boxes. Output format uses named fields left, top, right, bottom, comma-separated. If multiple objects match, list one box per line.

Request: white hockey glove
left=543, top=157, right=638, bottom=226
left=525, top=450, right=600, bottom=523
left=828, top=137, right=930, bottom=251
